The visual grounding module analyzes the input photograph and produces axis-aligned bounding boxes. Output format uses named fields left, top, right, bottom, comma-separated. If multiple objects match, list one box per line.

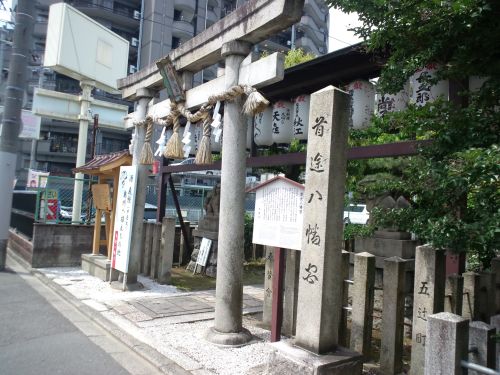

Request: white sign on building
left=44, top=3, right=129, bottom=93
left=111, top=166, right=138, bottom=273
left=249, top=176, right=305, bottom=251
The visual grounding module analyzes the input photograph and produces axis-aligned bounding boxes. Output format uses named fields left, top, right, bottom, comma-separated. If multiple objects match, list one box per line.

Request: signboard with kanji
left=111, top=166, right=138, bottom=273
left=249, top=176, right=305, bottom=251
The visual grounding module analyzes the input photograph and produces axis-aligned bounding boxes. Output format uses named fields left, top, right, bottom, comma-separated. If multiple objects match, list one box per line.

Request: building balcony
left=299, top=15, right=327, bottom=45
left=33, top=22, right=47, bottom=38
left=295, top=36, right=322, bottom=56
left=66, top=0, right=140, bottom=29
left=206, top=8, right=218, bottom=25
left=208, top=0, right=219, bottom=9
left=174, top=0, right=196, bottom=16
left=172, top=20, right=195, bottom=41
left=304, top=0, right=329, bottom=27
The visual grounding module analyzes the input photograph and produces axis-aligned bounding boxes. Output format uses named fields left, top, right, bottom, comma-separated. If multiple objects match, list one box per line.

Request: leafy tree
left=261, top=48, right=315, bottom=69
left=284, top=48, right=315, bottom=68
left=326, top=0, right=499, bottom=268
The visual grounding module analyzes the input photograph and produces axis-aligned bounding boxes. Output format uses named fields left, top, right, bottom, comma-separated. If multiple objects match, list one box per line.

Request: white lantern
left=246, top=116, right=253, bottom=151
left=292, top=95, right=310, bottom=140
left=254, top=106, right=273, bottom=147
left=271, top=100, right=294, bottom=144
left=410, top=64, right=449, bottom=106
left=376, top=81, right=410, bottom=116
left=346, top=80, right=375, bottom=129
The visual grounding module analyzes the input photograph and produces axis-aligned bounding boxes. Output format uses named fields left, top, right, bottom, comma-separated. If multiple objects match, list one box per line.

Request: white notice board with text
left=251, top=176, right=304, bottom=251
left=111, top=166, right=138, bottom=273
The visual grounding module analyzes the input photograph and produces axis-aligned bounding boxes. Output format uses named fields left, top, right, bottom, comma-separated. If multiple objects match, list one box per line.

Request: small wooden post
left=92, top=208, right=102, bottom=255
left=271, top=247, right=285, bottom=342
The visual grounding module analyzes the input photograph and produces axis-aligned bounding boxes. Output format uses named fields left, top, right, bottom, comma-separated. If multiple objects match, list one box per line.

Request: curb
left=7, top=248, right=192, bottom=375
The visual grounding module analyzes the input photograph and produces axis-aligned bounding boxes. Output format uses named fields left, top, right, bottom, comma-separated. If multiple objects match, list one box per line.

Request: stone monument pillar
left=206, top=41, right=253, bottom=346
left=268, top=86, right=363, bottom=374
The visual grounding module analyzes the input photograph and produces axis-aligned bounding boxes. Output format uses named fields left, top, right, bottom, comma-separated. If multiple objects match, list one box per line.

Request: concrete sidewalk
left=7, top=248, right=276, bottom=375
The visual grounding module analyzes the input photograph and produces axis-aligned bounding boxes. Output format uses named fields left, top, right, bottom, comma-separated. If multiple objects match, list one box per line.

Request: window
left=172, top=37, right=181, bottom=49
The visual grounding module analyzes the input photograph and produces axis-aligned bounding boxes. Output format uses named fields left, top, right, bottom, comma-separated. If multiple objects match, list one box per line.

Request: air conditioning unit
left=133, top=10, right=141, bottom=20
left=131, top=37, right=139, bottom=47
left=129, top=65, right=137, bottom=74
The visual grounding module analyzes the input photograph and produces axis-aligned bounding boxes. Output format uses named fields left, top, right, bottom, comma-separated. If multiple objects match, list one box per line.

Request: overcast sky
left=0, top=0, right=12, bottom=22
left=328, top=8, right=363, bottom=52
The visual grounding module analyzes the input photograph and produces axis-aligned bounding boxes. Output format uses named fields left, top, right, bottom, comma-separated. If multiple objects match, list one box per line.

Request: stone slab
left=192, top=229, right=218, bottom=241
left=355, top=237, right=417, bottom=259
left=81, top=254, right=111, bottom=282
left=266, top=341, right=363, bottom=375
left=373, top=230, right=412, bottom=240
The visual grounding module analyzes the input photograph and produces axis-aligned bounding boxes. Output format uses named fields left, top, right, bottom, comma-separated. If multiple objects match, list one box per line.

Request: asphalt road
left=0, top=258, right=162, bottom=375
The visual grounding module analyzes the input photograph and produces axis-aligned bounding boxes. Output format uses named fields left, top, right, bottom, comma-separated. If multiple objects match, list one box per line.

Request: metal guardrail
left=461, top=361, right=500, bottom=375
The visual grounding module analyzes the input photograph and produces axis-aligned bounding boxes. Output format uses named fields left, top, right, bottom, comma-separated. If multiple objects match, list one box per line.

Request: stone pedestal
left=81, top=254, right=118, bottom=282
left=354, top=230, right=417, bottom=293
left=186, top=185, right=220, bottom=277
left=264, top=341, right=363, bottom=375
left=186, top=228, right=219, bottom=277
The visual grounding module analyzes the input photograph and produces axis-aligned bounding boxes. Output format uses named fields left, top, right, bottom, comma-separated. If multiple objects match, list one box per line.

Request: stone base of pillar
left=205, top=326, right=253, bottom=347
left=109, top=280, right=144, bottom=291
left=261, top=341, right=363, bottom=375
left=81, top=254, right=117, bottom=282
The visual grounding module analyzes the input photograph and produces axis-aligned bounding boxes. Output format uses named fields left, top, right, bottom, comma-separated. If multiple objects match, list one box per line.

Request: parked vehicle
left=343, top=204, right=369, bottom=225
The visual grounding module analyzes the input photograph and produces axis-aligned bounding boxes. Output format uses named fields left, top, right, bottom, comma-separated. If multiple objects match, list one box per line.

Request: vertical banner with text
left=111, top=165, right=138, bottom=273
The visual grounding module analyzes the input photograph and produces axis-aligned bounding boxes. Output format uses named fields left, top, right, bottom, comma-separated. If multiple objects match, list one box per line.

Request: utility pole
left=0, top=0, right=35, bottom=270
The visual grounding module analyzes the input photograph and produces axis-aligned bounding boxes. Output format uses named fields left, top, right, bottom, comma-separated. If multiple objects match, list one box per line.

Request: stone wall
left=9, top=224, right=94, bottom=268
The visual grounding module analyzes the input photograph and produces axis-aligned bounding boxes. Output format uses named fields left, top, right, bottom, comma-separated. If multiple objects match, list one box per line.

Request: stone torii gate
left=117, top=0, right=304, bottom=346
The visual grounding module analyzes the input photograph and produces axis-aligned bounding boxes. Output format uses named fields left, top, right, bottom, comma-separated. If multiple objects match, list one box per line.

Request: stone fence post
left=380, top=256, right=407, bottom=375
left=150, top=222, right=161, bottom=279
left=489, top=315, right=500, bottom=370
left=262, top=246, right=274, bottom=327
left=158, top=217, right=175, bottom=284
left=410, top=245, right=446, bottom=375
left=339, top=250, right=350, bottom=347
left=142, top=222, right=153, bottom=274
left=350, top=252, right=375, bottom=356
left=479, top=271, right=496, bottom=322
left=468, top=321, right=496, bottom=375
left=463, top=272, right=480, bottom=321
left=425, top=312, right=469, bottom=375
left=491, top=258, right=500, bottom=315
left=445, top=273, right=464, bottom=315
left=282, top=249, right=300, bottom=337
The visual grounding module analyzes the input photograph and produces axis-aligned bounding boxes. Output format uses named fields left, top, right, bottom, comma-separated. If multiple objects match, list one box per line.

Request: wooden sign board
left=92, top=184, right=111, bottom=211
left=250, top=176, right=304, bottom=251
left=156, top=56, right=185, bottom=103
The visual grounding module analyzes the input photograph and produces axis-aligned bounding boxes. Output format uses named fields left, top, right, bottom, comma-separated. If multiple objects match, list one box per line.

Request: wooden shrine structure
left=73, top=149, right=132, bottom=257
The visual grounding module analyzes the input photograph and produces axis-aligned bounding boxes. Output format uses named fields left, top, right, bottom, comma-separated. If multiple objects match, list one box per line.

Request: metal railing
left=461, top=361, right=500, bottom=375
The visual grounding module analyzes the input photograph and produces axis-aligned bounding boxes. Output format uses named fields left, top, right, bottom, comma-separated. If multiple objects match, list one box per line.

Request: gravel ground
left=37, top=267, right=276, bottom=375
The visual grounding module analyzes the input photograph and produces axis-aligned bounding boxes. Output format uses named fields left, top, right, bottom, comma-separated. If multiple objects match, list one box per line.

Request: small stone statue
left=203, top=184, right=220, bottom=217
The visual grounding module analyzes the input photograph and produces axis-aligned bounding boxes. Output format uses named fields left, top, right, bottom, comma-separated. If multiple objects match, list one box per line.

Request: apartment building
left=2, top=0, right=329, bottom=186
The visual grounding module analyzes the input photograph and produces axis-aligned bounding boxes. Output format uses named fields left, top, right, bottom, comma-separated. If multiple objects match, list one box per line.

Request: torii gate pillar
left=206, top=41, right=253, bottom=346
